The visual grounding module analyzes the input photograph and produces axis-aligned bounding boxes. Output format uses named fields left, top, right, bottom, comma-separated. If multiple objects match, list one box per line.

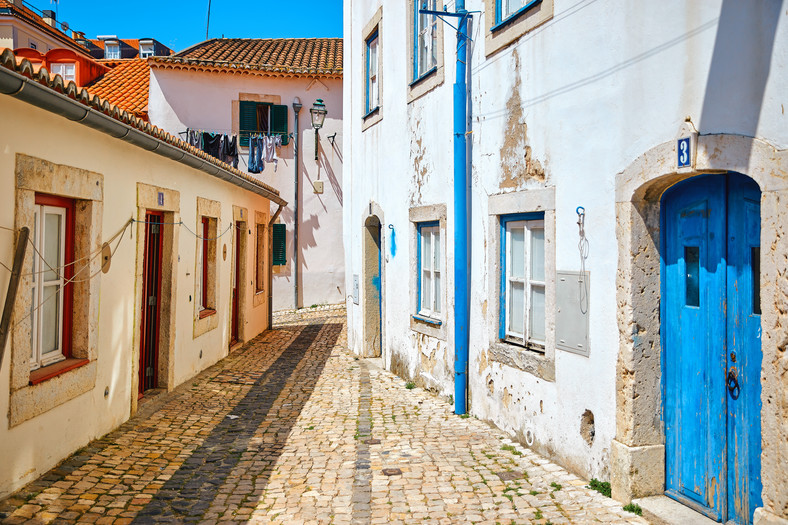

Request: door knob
left=727, top=367, right=740, bottom=399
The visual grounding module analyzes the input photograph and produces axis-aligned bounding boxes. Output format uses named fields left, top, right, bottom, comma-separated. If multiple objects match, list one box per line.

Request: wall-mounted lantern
left=309, top=98, right=327, bottom=161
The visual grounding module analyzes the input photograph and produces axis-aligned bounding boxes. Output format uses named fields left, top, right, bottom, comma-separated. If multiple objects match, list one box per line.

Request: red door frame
left=139, top=211, right=164, bottom=397
left=231, top=222, right=242, bottom=345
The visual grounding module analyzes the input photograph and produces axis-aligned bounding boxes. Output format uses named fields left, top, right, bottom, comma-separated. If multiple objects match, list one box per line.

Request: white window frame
left=418, top=222, right=441, bottom=319
left=414, top=0, right=438, bottom=80
left=105, top=43, right=120, bottom=59
left=50, top=62, right=76, bottom=83
left=30, top=204, right=67, bottom=370
left=503, top=218, right=545, bottom=348
left=365, top=33, right=379, bottom=114
left=139, top=42, right=154, bottom=58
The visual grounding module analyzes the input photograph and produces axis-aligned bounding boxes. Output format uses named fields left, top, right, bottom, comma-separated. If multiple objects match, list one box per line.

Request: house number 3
left=677, top=137, right=691, bottom=168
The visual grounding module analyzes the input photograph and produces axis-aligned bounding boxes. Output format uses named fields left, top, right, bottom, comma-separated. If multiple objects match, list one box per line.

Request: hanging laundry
left=202, top=132, right=223, bottom=159
left=248, top=135, right=263, bottom=174
left=187, top=129, right=202, bottom=150
left=263, top=135, right=283, bottom=171
left=223, top=135, right=239, bottom=169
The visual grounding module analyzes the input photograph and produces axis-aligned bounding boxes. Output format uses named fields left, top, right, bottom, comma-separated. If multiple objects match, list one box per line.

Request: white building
left=343, top=2, right=788, bottom=524
left=148, top=38, right=345, bottom=312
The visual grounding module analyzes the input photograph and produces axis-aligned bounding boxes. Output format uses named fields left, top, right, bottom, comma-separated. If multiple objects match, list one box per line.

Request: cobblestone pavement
left=0, top=307, right=648, bottom=524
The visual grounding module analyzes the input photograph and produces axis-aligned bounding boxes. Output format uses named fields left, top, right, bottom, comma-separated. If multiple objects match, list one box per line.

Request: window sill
left=29, top=358, right=90, bottom=386
left=489, top=340, right=554, bottom=381
left=412, top=314, right=442, bottom=326
left=491, top=0, right=542, bottom=32
left=199, top=308, right=217, bottom=319
left=409, top=67, right=438, bottom=88
left=363, top=106, right=380, bottom=120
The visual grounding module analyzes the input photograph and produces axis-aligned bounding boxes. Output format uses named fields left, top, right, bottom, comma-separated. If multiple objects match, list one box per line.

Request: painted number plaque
left=677, top=137, right=691, bottom=168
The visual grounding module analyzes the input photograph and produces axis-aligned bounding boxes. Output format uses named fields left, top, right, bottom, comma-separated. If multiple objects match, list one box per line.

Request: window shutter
left=271, top=104, right=289, bottom=145
left=272, top=223, right=287, bottom=265
left=239, top=101, right=258, bottom=147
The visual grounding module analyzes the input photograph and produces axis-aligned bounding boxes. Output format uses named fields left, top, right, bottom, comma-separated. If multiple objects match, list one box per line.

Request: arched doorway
left=362, top=215, right=382, bottom=357
left=661, top=173, right=762, bottom=524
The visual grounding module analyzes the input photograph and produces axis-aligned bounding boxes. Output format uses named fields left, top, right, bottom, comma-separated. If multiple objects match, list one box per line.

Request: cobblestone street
left=0, top=308, right=648, bottom=524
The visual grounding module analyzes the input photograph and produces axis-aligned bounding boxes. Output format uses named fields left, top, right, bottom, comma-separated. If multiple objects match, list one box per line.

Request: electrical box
left=313, top=181, right=324, bottom=194
left=556, top=271, right=590, bottom=356
left=352, top=275, right=360, bottom=305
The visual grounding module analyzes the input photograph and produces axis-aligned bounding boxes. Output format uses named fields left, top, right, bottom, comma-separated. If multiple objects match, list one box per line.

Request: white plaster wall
left=0, top=94, right=273, bottom=498
left=343, top=0, right=788, bottom=481
left=148, top=68, right=345, bottom=311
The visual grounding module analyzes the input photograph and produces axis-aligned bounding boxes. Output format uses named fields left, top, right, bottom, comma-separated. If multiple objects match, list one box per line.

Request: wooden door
left=139, top=212, right=163, bottom=397
left=662, top=173, right=762, bottom=524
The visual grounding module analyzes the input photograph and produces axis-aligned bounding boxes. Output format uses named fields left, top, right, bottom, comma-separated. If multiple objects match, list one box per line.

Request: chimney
left=72, top=30, right=85, bottom=40
left=42, top=10, right=57, bottom=28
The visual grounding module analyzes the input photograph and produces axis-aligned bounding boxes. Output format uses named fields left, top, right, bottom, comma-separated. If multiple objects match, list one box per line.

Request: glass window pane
left=508, top=282, right=525, bottom=336
left=422, top=271, right=432, bottom=312
left=530, top=285, right=546, bottom=342
left=510, top=226, right=525, bottom=278
left=30, top=288, right=36, bottom=357
left=434, top=270, right=441, bottom=313
left=685, top=246, right=700, bottom=307
left=531, top=227, right=545, bottom=282
left=422, top=230, right=432, bottom=272
left=32, top=209, right=37, bottom=283
left=41, top=285, right=60, bottom=355
left=504, top=0, right=527, bottom=18
left=433, top=230, right=440, bottom=268
left=43, top=212, right=62, bottom=282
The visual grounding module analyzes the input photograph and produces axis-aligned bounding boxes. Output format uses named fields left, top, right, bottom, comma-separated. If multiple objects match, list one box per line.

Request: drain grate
left=495, top=470, right=525, bottom=481
left=382, top=468, right=402, bottom=476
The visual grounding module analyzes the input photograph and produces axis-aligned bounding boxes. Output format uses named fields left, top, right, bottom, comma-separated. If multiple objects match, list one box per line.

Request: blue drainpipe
left=453, top=0, right=469, bottom=415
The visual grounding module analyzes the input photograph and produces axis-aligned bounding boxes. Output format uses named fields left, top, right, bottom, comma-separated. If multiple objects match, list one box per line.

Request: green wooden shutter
left=271, top=104, right=289, bottom=145
left=239, top=101, right=258, bottom=147
left=272, top=223, right=287, bottom=265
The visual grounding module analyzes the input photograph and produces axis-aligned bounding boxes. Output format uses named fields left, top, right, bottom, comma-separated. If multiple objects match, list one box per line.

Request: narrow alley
left=0, top=308, right=646, bottom=524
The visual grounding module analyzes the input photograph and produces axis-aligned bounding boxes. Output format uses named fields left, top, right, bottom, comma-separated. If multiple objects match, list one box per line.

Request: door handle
left=727, top=367, right=740, bottom=399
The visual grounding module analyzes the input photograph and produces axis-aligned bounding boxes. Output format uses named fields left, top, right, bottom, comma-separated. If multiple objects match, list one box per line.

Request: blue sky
left=33, top=0, right=343, bottom=52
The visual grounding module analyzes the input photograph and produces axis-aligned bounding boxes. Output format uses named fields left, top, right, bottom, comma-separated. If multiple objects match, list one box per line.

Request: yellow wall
left=0, top=94, right=275, bottom=497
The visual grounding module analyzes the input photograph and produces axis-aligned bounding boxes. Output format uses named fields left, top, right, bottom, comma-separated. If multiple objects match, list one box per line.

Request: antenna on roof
left=205, top=0, right=212, bottom=40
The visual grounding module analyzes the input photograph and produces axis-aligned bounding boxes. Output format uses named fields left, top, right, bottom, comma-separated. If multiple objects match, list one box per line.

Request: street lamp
left=309, top=98, right=327, bottom=161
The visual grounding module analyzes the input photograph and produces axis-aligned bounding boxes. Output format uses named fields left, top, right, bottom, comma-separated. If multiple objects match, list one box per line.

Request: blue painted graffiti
left=389, top=225, right=397, bottom=257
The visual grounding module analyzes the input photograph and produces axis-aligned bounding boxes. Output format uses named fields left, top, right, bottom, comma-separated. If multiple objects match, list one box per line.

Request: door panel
left=662, top=173, right=763, bottom=525
left=725, top=174, right=763, bottom=524
left=139, top=213, right=163, bottom=396
left=663, top=176, right=727, bottom=519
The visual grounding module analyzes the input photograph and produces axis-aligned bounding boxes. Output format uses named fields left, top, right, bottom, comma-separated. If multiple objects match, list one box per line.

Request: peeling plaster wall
left=0, top=95, right=273, bottom=498
left=149, top=68, right=345, bottom=311
left=344, top=0, right=788, bottom=510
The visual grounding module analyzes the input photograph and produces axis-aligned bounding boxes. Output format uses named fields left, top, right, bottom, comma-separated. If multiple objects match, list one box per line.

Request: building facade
left=148, top=38, right=345, bottom=312
left=0, top=49, right=285, bottom=498
left=343, top=2, right=788, bottom=525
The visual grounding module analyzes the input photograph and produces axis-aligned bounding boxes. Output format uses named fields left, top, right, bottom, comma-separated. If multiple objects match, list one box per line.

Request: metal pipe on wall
left=292, top=98, right=302, bottom=310
left=453, top=0, right=470, bottom=415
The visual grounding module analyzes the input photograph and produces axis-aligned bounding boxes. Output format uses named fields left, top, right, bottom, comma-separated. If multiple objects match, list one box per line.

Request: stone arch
left=610, top=133, right=788, bottom=525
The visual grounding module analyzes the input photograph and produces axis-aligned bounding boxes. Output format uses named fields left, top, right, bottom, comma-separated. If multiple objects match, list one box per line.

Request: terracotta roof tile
left=0, top=48, right=282, bottom=202
left=150, top=38, right=342, bottom=78
left=86, top=59, right=149, bottom=120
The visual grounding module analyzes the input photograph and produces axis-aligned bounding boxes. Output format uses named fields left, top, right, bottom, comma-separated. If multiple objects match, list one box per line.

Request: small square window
left=50, top=62, right=76, bottom=83
left=105, top=43, right=120, bottom=59
left=413, top=0, right=438, bottom=81
left=238, top=101, right=289, bottom=147
left=365, top=32, right=379, bottom=115
left=418, top=221, right=442, bottom=318
left=501, top=213, right=545, bottom=349
left=139, top=43, right=154, bottom=58
left=29, top=41, right=37, bottom=50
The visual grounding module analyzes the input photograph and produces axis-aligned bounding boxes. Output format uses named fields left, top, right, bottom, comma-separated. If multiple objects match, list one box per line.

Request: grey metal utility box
left=556, top=271, right=590, bottom=356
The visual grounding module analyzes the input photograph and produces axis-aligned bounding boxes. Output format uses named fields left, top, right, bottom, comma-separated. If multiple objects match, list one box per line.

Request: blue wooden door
left=662, top=173, right=762, bottom=525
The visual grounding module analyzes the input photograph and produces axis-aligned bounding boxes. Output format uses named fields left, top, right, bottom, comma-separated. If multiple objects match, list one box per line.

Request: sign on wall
left=677, top=137, right=691, bottom=168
